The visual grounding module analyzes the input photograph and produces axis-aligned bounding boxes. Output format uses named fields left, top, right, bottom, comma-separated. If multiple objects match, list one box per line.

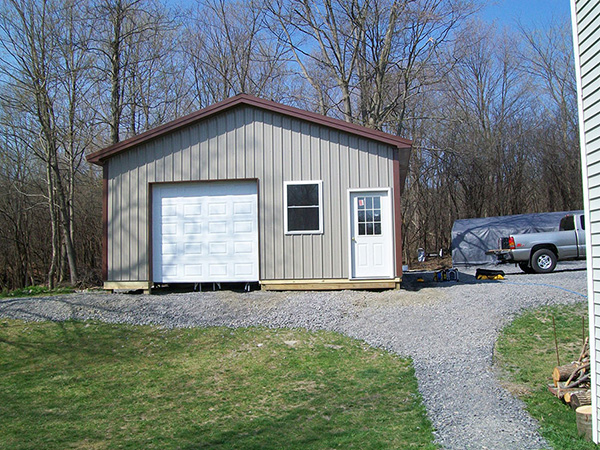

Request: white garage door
left=152, top=181, right=259, bottom=283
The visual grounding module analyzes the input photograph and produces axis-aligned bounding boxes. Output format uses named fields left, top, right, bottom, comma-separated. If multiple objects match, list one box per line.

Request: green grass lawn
left=0, top=319, right=438, bottom=450
left=0, top=285, right=74, bottom=298
left=495, top=302, right=599, bottom=449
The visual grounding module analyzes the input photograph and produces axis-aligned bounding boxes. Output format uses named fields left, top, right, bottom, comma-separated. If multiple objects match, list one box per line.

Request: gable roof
left=86, top=94, right=412, bottom=166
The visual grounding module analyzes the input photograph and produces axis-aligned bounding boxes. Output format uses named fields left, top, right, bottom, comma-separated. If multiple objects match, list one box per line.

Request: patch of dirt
left=499, top=379, right=532, bottom=397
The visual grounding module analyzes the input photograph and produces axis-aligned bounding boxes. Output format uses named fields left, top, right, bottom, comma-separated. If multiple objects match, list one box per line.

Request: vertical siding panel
left=154, top=138, right=164, bottom=183
left=291, top=119, right=302, bottom=181
left=190, top=123, right=200, bottom=180
left=282, top=117, right=293, bottom=279
left=122, top=153, right=131, bottom=280
left=174, top=131, right=183, bottom=182
left=321, top=129, right=332, bottom=278
left=226, top=110, right=236, bottom=178
left=272, top=113, right=284, bottom=279
left=208, top=117, right=219, bottom=179
left=108, top=163, right=115, bottom=281
left=113, top=170, right=121, bottom=280
left=369, top=141, right=379, bottom=186
left=218, top=113, right=227, bottom=178
left=235, top=108, right=245, bottom=178
left=311, top=124, right=323, bottom=279
left=139, top=149, right=148, bottom=281
left=379, top=144, right=390, bottom=186
left=181, top=128, right=191, bottom=181
left=263, top=112, right=274, bottom=279
left=349, top=136, right=360, bottom=188
left=301, top=121, right=312, bottom=277
left=200, top=121, right=209, bottom=180
left=359, top=139, right=370, bottom=187
left=254, top=110, right=266, bottom=278
left=245, top=107, right=255, bottom=177
left=129, top=150, right=139, bottom=280
left=329, top=131, right=342, bottom=278
left=339, top=132, right=350, bottom=277
left=164, top=135, right=174, bottom=182
left=291, top=119, right=302, bottom=278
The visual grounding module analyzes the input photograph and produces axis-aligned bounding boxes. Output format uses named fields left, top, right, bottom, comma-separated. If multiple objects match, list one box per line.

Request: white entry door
left=349, top=190, right=394, bottom=279
left=152, top=181, right=259, bottom=283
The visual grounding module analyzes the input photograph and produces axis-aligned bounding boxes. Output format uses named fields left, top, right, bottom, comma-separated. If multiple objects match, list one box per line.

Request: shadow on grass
left=0, top=319, right=152, bottom=362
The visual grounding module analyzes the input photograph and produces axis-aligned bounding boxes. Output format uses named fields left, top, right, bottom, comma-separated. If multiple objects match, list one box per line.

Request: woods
left=0, top=0, right=582, bottom=289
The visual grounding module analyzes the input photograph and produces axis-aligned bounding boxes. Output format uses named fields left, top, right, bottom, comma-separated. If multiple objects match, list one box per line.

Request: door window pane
left=357, top=195, right=382, bottom=236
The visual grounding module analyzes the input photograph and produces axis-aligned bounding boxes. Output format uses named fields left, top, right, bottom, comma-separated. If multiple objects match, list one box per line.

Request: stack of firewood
left=548, top=337, right=591, bottom=409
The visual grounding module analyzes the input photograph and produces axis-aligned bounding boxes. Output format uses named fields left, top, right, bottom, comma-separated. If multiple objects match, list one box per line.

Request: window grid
left=357, top=195, right=381, bottom=236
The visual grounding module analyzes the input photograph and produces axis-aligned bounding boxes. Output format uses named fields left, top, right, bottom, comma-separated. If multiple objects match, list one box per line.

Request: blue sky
left=482, top=0, right=571, bottom=28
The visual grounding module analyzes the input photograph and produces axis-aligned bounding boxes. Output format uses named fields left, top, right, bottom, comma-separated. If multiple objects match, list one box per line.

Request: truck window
left=559, top=215, right=575, bottom=231
left=581, top=215, right=585, bottom=230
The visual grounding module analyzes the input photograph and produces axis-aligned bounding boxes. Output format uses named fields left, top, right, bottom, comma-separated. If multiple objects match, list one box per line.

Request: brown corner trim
left=393, top=156, right=403, bottom=279
left=102, top=164, right=108, bottom=281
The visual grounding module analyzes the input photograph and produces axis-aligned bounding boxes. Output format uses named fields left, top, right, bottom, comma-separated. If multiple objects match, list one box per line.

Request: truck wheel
left=519, top=261, right=534, bottom=274
left=531, top=249, right=557, bottom=273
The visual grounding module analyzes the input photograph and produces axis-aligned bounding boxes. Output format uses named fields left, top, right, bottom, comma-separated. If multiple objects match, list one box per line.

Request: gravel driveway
left=0, top=261, right=589, bottom=449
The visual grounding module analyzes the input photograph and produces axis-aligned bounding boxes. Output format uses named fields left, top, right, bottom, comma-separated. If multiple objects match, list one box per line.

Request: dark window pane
left=358, top=223, right=366, bottom=235
left=560, top=215, right=576, bottom=231
left=374, top=223, right=381, bottom=235
left=366, top=210, right=373, bottom=222
left=288, top=207, right=320, bottom=231
left=288, top=184, right=319, bottom=207
left=374, top=196, right=380, bottom=209
left=366, top=197, right=372, bottom=209
left=358, top=210, right=365, bottom=222
left=374, top=210, right=381, bottom=221
left=367, top=223, right=374, bottom=235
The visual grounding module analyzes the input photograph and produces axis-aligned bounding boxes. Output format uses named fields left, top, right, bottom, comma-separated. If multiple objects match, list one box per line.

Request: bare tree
left=0, top=0, right=86, bottom=285
left=268, top=0, right=476, bottom=129
left=182, top=0, right=291, bottom=109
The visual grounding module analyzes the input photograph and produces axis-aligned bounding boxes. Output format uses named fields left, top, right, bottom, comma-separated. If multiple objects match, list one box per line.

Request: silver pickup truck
left=487, top=214, right=586, bottom=273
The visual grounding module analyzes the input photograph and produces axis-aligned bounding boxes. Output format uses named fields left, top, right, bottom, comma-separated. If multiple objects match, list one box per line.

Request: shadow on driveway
left=401, top=270, right=482, bottom=292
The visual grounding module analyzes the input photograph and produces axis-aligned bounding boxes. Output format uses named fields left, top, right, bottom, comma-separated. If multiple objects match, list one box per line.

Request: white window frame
left=284, top=180, right=323, bottom=235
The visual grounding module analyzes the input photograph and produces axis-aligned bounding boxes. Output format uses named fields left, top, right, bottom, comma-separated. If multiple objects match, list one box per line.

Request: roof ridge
left=87, top=94, right=411, bottom=165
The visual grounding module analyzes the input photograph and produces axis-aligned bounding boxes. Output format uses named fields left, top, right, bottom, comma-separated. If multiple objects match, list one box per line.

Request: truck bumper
left=486, top=249, right=525, bottom=264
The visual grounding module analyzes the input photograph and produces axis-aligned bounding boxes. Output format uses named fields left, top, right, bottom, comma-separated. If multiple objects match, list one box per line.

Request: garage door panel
left=208, top=221, right=227, bottom=234
left=209, top=264, right=228, bottom=276
left=184, top=222, right=204, bottom=235
left=153, top=181, right=258, bottom=283
left=184, top=243, right=203, bottom=255
left=209, top=242, right=228, bottom=255
left=184, top=204, right=202, bottom=216
left=208, top=203, right=227, bottom=215
left=234, top=201, right=252, bottom=215
left=234, top=221, right=253, bottom=233
left=234, top=263, right=254, bottom=276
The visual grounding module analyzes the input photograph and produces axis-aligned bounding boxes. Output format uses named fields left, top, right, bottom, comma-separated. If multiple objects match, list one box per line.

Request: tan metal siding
left=106, top=105, right=398, bottom=281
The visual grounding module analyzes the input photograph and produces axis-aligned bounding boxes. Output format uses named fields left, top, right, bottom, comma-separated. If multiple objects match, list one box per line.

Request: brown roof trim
left=86, top=94, right=412, bottom=165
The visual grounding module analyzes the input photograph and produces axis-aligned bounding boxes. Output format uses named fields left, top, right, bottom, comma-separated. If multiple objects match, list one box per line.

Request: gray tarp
left=451, top=210, right=584, bottom=266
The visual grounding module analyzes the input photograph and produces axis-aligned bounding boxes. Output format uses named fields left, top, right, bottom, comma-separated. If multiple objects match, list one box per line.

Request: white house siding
left=105, top=105, right=399, bottom=282
left=572, top=0, right=600, bottom=442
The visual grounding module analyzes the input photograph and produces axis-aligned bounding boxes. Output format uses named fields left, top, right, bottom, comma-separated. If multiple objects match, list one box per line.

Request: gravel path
left=0, top=261, right=589, bottom=449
